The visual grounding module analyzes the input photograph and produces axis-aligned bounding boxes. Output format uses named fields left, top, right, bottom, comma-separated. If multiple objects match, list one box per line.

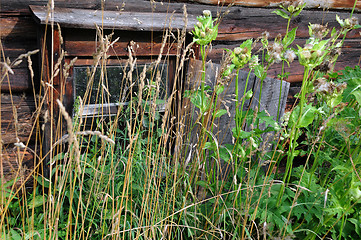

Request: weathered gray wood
left=30, top=5, right=197, bottom=32
left=184, top=59, right=289, bottom=175
left=250, top=75, right=289, bottom=120
left=185, top=59, right=289, bottom=139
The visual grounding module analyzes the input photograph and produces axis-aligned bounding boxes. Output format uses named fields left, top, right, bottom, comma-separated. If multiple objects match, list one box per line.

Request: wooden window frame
left=30, top=5, right=198, bottom=159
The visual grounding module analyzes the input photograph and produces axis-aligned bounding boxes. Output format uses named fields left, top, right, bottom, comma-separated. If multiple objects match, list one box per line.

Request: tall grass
left=1, top=1, right=361, bottom=239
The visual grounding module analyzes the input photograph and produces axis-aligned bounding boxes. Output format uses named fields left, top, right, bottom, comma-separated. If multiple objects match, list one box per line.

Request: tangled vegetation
left=1, top=1, right=361, bottom=239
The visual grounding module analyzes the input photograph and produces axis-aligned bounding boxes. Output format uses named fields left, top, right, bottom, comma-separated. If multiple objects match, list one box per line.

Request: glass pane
left=74, top=63, right=168, bottom=105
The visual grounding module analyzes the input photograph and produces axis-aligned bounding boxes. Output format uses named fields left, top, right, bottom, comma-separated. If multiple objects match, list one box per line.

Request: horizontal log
left=1, top=94, right=36, bottom=144
left=0, top=68, right=36, bottom=92
left=30, top=5, right=197, bottom=32
left=0, top=146, right=35, bottom=190
left=207, top=39, right=361, bottom=83
left=64, top=40, right=180, bottom=57
left=186, top=0, right=361, bottom=11
left=0, top=16, right=37, bottom=39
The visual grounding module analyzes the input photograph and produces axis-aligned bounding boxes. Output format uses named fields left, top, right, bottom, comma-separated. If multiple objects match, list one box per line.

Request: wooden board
left=0, top=94, right=36, bottom=144
left=0, top=146, right=35, bottom=190
left=0, top=16, right=39, bottom=92
left=2, top=0, right=361, bottom=14
left=187, top=0, right=361, bottom=10
left=30, top=5, right=197, bottom=32
left=184, top=59, right=289, bottom=174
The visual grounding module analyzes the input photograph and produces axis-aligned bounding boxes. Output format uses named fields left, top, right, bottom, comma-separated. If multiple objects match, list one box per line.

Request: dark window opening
left=73, top=60, right=172, bottom=120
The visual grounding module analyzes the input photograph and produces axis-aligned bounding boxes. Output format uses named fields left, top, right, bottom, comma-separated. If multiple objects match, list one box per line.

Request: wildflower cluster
left=313, top=77, right=347, bottom=108
left=192, top=10, right=219, bottom=46
left=223, top=39, right=253, bottom=76
left=297, top=38, right=329, bottom=69
left=336, top=15, right=360, bottom=31
left=261, top=32, right=297, bottom=66
left=273, top=0, right=306, bottom=20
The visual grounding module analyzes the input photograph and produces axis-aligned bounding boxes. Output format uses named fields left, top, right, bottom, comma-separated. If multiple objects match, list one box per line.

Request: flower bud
left=203, top=10, right=211, bottom=17
left=249, top=55, right=259, bottom=69
left=242, top=47, right=249, bottom=54
left=196, top=22, right=203, bottom=28
left=234, top=47, right=242, bottom=55
left=316, top=50, right=323, bottom=57
left=284, top=50, right=296, bottom=63
left=200, top=32, right=206, bottom=38
left=288, top=5, right=295, bottom=13
left=350, top=17, right=359, bottom=27
left=302, top=50, right=311, bottom=59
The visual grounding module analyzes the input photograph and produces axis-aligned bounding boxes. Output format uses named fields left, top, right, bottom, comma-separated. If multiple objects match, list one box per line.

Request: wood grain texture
left=184, top=59, right=289, bottom=174
left=0, top=94, right=36, bottom=144
left=0, top=146, right=35, bottom=190
left=183, top=0, right=361, bottom=10
left=30, top=5, right=197, bottom=32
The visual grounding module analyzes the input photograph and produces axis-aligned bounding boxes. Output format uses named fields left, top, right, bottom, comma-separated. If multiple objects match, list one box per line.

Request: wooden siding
left=30, top=5, right=197, bottom=32
left=185, top=59, right=290, bottom=175
left=189, top=0, right=361, bottom=11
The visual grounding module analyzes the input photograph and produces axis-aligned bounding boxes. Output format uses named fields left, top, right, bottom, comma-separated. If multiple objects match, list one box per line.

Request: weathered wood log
left=2, top=0, right=361, bottom=14
left=63, top=38, right=180, bottom=57
left=0, top=94, right=36, bottom=144
left=0, top=16, right=39, bottom=92
left=0, top=146, right=35, bottom=190
left=30, top=5, right=197, bottom=32
left=183, top=0, right=361, bottom=11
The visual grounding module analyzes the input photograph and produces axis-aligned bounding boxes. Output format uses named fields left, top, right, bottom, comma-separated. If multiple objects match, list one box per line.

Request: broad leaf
left=283, top=27, right=297, bottom=48
left=214, top=109, right=227, bottom=118
left=272, top=9, right=290, bottom=19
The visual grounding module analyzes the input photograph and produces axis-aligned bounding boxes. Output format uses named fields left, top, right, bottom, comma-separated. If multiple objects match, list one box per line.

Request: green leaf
left=28, top=195, right=46, bottom=209
left=214, top=109, right=227, bottom=118
left=190, top=91, right=202, bottom=109
left=336, top=15, right=344, bottom=27
left=254, top=65, right=264, bottom=79
left=196, top=180, right=208, bottom=188
left=272, top=9, right=290, bottom=19
left=204, top=141, right=216, bottom=151
left=293, top=4, right=306, bottom=17
left=10, top=229, right=22, bottom=240
left=290, top=104, right=318, bottom=128
left=232, top=128, right=252, bottom=139
left=351, top=91, right=361, bottom=105
left=219, top=146, right=232, bottom=163
left=24, top=230, right=44, bottom=240
left=331, top=27, right=337, bottom=38
left=215, top=84, right=224, bottom=95
left=283, top=27, right=297, bottom=48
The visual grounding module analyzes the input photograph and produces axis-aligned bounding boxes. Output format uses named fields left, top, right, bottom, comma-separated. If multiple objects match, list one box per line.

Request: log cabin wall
left=1, top=0, right=360, bottom=186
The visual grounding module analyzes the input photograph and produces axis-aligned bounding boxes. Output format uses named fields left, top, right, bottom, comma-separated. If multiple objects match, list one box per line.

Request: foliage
left=1, top=1, right=361, bottom=239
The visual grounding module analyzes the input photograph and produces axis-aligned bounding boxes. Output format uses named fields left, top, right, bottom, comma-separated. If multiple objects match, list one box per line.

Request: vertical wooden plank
left=184, top=59, right=289, bottom=175
left=250, top=75, right=290, bottom=122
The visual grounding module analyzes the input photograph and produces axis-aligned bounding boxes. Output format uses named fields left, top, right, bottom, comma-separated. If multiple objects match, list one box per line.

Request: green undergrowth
left=1, top=1, right=361, bottom=239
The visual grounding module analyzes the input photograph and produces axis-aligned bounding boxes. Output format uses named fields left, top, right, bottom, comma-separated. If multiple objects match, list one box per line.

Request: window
left=73, top=61, right=170, bottom=118
left=30, top=5, right=196, bottom=145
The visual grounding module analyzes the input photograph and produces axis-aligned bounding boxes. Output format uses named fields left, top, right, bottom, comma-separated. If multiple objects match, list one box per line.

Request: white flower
left=203, top=10, right=211, bottom=17
left=234, top=47, right=242, bottom=55
left=284, top=49, right=296, bottom=63
left=302, top=49, right=311, bottom=59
